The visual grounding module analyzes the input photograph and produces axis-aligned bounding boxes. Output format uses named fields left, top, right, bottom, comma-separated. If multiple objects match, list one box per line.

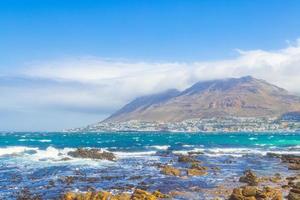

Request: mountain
left=104, top=76, right=300, bottom=122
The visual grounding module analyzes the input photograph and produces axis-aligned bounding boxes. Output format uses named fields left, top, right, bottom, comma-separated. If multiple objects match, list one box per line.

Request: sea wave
left=0, top=146, right=38, bottom=156
left=174, top=147, right=300, bottom=157
left=18, top=139, right=52, bottom=143
left=147, top=145, right=170, bottom=150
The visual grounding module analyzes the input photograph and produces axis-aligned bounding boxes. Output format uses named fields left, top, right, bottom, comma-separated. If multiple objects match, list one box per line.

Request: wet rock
left=190, top=162, right=208, bottom=171
left=62, top=191, right=114, bottom=200
left=287, top=177, right=300, bottom=188
left=288, top=192, right=300, bottom=200
left=62, top=189, right=169, bottom=200
left=131, top=189, right=157, bottom=200
left=266, top=153, right=282, bottom=158
left=187, top=151, right=204, bottom=156
left=267, top=153, right=300, bottom=171
left=111, top=193, right=131, bottom=200
left=282, top=185, right=290, bottom=190
left=281, top=155, right=300, bottom=164
left=16, top=188, right=42, bottom=200
left=288, top=179, right=300, bottom=200
left=239, top=170, right=259, bottom=186
left=68, top=148, right=116, bottom=161
left=152, top=190, right=170, bottom=198
left=211, top=166, right=221, bottom=171
left=288, top=164, right=300, bottom=170
left=161, top=165, right=181, bottom=176
left=45, top=180, right=55, bottom=189
left=59, top=157, right=72, bottom=161
left=178, top=155, right=199, bottom=163
left=60, top=176, right=76, bottom=185
left=269, top=173, right=282, bottom=183
left=187, top=168, right=207, bottom=176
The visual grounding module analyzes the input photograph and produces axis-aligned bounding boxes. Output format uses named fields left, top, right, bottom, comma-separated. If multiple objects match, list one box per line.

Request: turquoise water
left=0, top=132, right=299, bottom=199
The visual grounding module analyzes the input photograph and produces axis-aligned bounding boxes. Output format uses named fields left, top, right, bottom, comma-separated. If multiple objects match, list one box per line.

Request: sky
left=1, top=0, right=300, bottom=131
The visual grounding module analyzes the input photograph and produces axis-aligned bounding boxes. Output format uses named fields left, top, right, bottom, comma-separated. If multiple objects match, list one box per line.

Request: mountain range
left=104, top=76, right=300, bottom=123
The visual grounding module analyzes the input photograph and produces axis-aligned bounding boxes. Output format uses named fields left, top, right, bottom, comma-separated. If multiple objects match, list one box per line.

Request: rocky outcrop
left=178, top=155, right=199, bottom=163
left=228, top=186, right=282, bottom=200
left=239, top=170, right=259, bottom=186
left=161, top=165, right=181, bottom=176
left=62, top=189, right=169, bottom=200
left=187, top=168, right=207, bottom=176
left=281, top=155, right=300, bottom=171
left=132, top=189, right=170, bottom=200
left=68, top=148, right=116, bottom=161
left=288, top=179, right=300, bottom=200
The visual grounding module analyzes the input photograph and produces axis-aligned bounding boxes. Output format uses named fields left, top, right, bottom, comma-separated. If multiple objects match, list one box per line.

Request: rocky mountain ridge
left=104, top=76, right=300, bottom=122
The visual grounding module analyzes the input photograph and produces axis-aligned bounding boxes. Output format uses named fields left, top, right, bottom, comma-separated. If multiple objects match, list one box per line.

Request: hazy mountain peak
left=104, top=76, right=300, bottom=123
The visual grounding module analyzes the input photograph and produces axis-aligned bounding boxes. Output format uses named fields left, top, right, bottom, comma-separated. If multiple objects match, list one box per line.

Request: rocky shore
left=15, top=148, right=300, bottom=200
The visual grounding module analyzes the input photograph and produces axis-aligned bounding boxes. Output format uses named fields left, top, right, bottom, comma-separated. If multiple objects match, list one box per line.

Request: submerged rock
left=161, top=165, right=181, bottom=176
left=178, top=155, right=199, bottom=163
left=190, top=162, right=208, bottom=171
left=68, top=148, right=116, bottom=161
left=187, top=168, right=207, bottom=176
left=16, top=188, right=42, bottom=200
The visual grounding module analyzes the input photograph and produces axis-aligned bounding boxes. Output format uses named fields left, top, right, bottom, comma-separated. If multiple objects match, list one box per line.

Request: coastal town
left=69, top=116, right=300, bottom=132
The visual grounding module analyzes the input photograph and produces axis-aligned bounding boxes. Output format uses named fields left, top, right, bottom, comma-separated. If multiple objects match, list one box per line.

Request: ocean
left=0, top=132, right=299, bottom=199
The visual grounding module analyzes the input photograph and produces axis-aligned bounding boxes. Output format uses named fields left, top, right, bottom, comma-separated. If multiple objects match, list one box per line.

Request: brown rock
left=131, top=189, right=157, bottom=200
left=288, top=192, right=300, bottom=200
left=152, top=190, right=170, bottom=198
left=62, top=192, right=75, bottom=200
left=68, top=148, right=116, bottom=161
left=239, top=170, right=259, bottom=186
left=190, top=162, right=208, bottom=171
left=187, top=169, right=207, bottom=176
left=242, top=186, right=257, bottom=197
left=161, top=165, right=181, bottom=176
left=228, top=186, right=283, bottom=200
left=288, top=164, right=300, bottom=170
left=111, top=193, right=131, bottom=200
left=178, top=155, right=199, bottom=163
left=228, top=194, right=244, bottom=200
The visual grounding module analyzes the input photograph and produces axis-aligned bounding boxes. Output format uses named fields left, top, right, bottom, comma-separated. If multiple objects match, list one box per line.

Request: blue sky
left=1, top=0, right=300, bottom=131
left=1, top=0, right=300, bottom=65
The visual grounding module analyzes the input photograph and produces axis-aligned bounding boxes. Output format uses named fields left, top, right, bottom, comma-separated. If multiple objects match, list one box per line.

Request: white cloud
left=1, top=40, right=300, bottom=130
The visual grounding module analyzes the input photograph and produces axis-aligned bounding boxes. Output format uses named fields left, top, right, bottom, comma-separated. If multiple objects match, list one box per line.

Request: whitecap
left=148, top=145, right=170, bottom=150
left=38, top=139, right=51, bottom=143
left=114, top=151, right=156, bottom=158
left=249, top=137, right=258, bottom=140
left=0, top=146, right=38, bottom=156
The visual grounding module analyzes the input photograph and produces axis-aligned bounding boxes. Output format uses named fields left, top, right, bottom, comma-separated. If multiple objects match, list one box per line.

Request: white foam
left=0, top=146, right=38, bottom=156
left=30, top=146, right=73, bottom=161
left=249, top=137, right=258, bottom=140
left=38, top=139, right=52, bottom=143
left=114, top=151, right=156, bottom=158
left=182, top=145, right=195, bottom=148
left=174, top=147, right=300, bottom=157
left=0, top=146, right=115, bottom=168
left=149, top=145, right=170, bottom=150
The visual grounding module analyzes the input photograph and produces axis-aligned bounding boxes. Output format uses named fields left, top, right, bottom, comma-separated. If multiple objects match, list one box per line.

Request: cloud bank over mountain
left=1, top=40, right=300, bottom=130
